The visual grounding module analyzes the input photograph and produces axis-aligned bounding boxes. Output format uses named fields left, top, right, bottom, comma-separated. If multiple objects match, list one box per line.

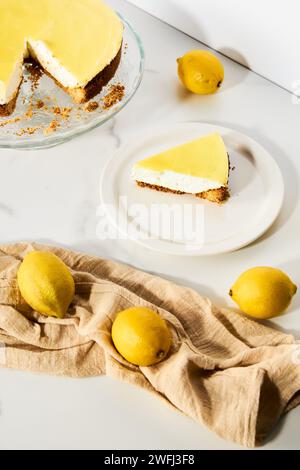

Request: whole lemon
left=229, top=267, right=297, bottom=319
left=17, top=251, right=75, bottom=318
left=111, top=307, right=172, bottom=366
left=177, top=50, right=224, bottom=94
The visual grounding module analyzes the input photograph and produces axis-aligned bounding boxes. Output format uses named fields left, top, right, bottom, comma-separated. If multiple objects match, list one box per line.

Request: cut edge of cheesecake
left=0, top=44, right=122, bottom=117
left=38, top=44, right=122, bottom=104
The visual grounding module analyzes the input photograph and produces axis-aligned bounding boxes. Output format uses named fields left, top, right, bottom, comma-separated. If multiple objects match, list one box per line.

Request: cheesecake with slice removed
left=132, top=133, right=230, bottom=204
left=0, top=0, right=123, bottom=116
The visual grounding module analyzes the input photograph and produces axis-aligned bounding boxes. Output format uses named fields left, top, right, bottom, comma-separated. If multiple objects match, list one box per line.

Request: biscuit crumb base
left=136, top=181, right=230, bottom=204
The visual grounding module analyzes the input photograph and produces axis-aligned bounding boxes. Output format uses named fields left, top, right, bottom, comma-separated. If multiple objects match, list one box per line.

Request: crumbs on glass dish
left=84, top=101, right=99, bottom=112
left=16, top=126, right=39, bottom=136
left=36, top=99, right=45, bottom=109
left=0, top=116, right=22, bottom=128
left=0, top=61, right=126, bottom=138
left=44, top=120, right=60, bottom=135
left=25, top=61, right=43, bottom=92
left=51, top=106, right=72, bottom=120
left=102, top=84, right=125, bottom=110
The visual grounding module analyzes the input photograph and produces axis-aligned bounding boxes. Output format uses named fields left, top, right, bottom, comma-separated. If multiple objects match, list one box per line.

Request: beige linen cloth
left=0, top=242, right=300, bottom=447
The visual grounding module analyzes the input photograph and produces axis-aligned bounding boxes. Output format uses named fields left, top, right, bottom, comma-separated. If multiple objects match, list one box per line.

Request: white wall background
left=127, top=0, right=300, bottom=94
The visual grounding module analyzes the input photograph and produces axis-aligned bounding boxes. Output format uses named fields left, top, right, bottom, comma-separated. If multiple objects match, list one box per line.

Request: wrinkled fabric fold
left=0, top=242, right=299, bottom=447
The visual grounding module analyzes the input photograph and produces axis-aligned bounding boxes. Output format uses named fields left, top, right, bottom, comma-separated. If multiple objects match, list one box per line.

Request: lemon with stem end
left=177, top=50, right=224, bottom=95
left=229, top=267, right=297, bottom=319
left=112, top=307, right=172, bottom=366
left=17, top=251, right=75, bottom=318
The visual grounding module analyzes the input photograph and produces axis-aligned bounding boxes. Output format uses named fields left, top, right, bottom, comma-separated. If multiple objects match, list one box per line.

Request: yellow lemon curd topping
left=135, top=133, right=229, bottom=186
left=0, top=0, right=123, bottom=88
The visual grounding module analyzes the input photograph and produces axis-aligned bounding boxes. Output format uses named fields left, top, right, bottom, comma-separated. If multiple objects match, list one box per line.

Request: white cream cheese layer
left=132, top=167, right=223, bottom=194
left=0, top=57, right=24, bottom=105
left=28, top=40, right=81, bottom=89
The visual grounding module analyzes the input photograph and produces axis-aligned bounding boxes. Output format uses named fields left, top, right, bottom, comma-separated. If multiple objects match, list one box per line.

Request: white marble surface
left=0, top=0, right=300, bottom=450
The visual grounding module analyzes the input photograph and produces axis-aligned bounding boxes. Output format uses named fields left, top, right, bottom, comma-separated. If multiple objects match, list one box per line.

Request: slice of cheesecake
left=132, top=133, right=230, bottom=203
left=0, top=0, right=123, bottom=116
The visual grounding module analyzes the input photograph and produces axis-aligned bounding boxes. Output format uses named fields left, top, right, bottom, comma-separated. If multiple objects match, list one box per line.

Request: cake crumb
left=0, top=116, right=22, bottom=128
left=61, top=107, right=72, bottom=119
left=16, top=126, right=38, bottom=136
left=52, top=106, right=61, bottom=115
left=85, top=101, right=99, bottom=112
left=25, top=103, right=34, bottom=119
left=44, top=119, right=60, bottom=135
left=48, top=105, right=72, bottom=120
left=102, top=84, right=125, bottom=110
left=26, top=62, right=43, bottom=92
left=36, top=100, right=45, bottom=109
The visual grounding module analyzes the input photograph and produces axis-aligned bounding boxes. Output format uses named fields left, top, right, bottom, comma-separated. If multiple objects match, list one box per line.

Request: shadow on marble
left=218, top=48, right=251, bottom=92
left=262, top=319, right=300, bottom=341
left=261, top=407, right=287, bottom=446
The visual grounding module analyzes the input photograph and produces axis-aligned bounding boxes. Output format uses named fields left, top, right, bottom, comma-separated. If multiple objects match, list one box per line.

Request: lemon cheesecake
left=0, top=0, right=123, bottom=116
left=132, top=133, right=230, bottom=203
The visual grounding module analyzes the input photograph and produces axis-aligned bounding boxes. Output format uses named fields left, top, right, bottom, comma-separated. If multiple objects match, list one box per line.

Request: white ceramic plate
left=100, top=123, right=284, bottom=256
